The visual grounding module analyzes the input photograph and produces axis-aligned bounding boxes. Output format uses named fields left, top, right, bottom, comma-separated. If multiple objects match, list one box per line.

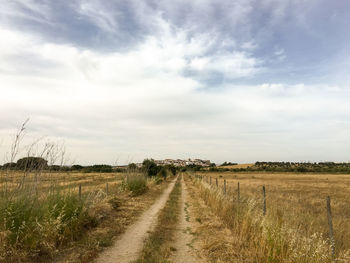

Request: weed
left=123, top=174, right=148, bottom=196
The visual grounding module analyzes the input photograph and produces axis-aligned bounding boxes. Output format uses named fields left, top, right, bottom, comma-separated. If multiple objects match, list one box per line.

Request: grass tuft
left=123, top=174, right=148, bottom=196
left=0, top=190, right=96, bottom=261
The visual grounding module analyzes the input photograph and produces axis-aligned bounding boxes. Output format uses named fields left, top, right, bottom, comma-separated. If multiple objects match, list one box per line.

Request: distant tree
left=296, top=167, right=308, bottom=173
left=128, top=163, right=137, bottom=170
left=92, top=164, right=113, bottom=173
left=165, top=164, right=177, bottom=176
left=83, top=164, right=113, bottom=173
left=2, top=162, right=17, bottom=170
left=142, top=159, right=161, bottom=177
left=221, top=162, right=237, bottom=166
left=71, top=164, right=84, bottom=170
left=16, top=157, right=48, bottom=170
left=157, top=167, right=168, bottom=178
left=49, top=165, right=61, bottom=171
left=184, top=164, right=202, bottom=171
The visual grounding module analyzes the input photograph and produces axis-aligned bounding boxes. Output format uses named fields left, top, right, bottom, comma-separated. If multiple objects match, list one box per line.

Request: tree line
left=0, top=157, right=207, bottom=175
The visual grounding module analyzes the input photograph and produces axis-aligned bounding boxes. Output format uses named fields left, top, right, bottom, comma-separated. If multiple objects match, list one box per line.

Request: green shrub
left=124, top=174, right=147, bottom=196
left=164, top=165, right=177, bottom=175
left=157, top=167, right=168, bottom=179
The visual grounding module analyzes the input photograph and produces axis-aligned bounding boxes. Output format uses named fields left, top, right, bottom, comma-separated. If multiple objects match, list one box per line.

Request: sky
left=1, top=0, right=350, bottom=165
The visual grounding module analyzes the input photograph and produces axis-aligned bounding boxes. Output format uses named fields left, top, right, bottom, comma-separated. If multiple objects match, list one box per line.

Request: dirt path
left=95, top=177, right=178, bottom=263
left=170, top=175, right=202, bottom=263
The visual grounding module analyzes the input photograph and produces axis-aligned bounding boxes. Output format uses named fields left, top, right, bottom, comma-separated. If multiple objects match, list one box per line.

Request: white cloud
left=189, top=51, right=260, bottom=78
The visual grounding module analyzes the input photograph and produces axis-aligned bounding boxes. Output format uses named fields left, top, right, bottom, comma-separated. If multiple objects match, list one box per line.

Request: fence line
left=194, top=174, right=337, bottom=259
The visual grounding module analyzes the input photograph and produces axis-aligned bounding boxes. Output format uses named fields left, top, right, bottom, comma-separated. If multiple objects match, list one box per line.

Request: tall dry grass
left=193, top=174, right=350, bottom=262
left=0, top=123, right=118, bottom=261
left=123, top=174, right=148, bottom=196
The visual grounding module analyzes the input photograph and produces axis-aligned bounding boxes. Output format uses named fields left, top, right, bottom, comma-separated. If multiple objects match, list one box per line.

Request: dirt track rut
left=170, top=176, right=199, bottom=263
left=96, top=177, right=177, bottom=263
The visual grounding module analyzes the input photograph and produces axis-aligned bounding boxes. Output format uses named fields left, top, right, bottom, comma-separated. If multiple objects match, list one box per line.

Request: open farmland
left=194, top=171, right=350, bottom=262
left=0, top=171, right=123, bottom=194
left=2, top=165, right=350, bottom=262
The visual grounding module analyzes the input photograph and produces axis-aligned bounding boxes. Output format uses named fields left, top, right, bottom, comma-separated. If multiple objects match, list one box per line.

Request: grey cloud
left=1, top=1, right=350, bottom=164
left=1, top=0, right=158, bottom=51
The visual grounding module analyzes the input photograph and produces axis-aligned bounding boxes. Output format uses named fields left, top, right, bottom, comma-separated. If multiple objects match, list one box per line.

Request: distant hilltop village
left=137, top=158, right=211, bottom=167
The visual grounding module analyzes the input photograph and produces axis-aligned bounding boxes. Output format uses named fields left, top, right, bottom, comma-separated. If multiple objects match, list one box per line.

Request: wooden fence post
left=106, top=182, right=109, bottom=195
left=327, top=196, right=336, bottom=260
left=262, top=185, right=266, bottom=216
left=224, top=179, right=226, bottom=194
left=216, top=178, right=218, bottom=187
left=236, top=182, right=240, bottom=218
left=79, top=184, right=82, bottom=199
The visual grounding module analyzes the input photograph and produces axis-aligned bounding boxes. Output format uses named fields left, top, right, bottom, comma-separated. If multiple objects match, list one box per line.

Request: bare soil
left=170, top=176, right=201, bottom=263
left=95, top=177, right=177, bottom=263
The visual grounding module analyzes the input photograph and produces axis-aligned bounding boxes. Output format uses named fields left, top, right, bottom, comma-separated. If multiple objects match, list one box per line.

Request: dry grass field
left=2, top=168, right=350, bottom=262
left=0, top=171, right=123, bottom=194
left=0, top=169, right=171, bottom=262
left=219, top=163, right=254, bottom=169
left=195, top=171, right=350, bottom=261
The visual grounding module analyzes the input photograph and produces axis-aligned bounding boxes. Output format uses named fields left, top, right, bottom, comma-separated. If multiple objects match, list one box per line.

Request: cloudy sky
left=1, top=0, right=350, bottom=165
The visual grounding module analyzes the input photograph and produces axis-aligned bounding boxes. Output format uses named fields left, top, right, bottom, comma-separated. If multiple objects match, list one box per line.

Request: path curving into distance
left=96, top=177, right=178, bottom=263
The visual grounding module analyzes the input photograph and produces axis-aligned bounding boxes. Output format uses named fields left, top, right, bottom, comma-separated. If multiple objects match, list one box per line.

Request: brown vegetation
left=0, top=169, right=171, bottom=262
left=193, top=172, right=350, bottom=262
